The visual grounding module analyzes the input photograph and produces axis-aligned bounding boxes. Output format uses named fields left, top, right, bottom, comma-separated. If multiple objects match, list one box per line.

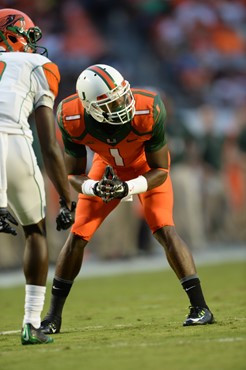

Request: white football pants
left=1, top=133, right=46, bottom=225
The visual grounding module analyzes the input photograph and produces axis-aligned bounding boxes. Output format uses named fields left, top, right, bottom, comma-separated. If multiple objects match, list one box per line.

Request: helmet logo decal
left=87, top=65, right=117, bottom=90
left=0, top=14, right=22, bottom=30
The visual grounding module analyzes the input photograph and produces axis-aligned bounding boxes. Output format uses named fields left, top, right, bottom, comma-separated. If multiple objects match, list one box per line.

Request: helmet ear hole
left=8, top=35, right=17, bottom=43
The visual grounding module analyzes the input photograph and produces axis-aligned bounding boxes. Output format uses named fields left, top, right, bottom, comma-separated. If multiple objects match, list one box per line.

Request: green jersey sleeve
left=56, top=102, right=86, bottom=158
left=144, top=94, right=167, bottom=153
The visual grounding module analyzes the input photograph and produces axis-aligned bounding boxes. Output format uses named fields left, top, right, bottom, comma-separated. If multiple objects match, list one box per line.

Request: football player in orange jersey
left=41, top=64, right=214, bottom=334
left=0, top=9, right=75, bottom=344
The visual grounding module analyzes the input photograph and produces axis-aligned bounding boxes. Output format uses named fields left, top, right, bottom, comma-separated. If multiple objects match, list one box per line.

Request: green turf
left=0, top=261, right=245, bottom=370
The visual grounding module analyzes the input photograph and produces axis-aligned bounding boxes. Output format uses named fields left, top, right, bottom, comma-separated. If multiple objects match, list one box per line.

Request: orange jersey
left=57, top=89, right=167, bottom=179
left=57, top=88, right=174, bottom=239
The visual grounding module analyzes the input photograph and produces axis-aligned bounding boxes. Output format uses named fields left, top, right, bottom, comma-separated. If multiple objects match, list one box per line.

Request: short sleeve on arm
left=144, top=94, right=167, bottom=153
left=61, top=134, right=87, bottom=158
left=33, top=62, right=60, bottom=109
left=56, top=102, right=86, bottom=158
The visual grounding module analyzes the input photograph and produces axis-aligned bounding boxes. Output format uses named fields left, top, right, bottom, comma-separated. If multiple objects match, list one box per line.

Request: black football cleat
left=21, top=323, right=53, bottom=345
left=183, top=306, right=215, bottom=326
left=40, top=315, right=61, bottom=334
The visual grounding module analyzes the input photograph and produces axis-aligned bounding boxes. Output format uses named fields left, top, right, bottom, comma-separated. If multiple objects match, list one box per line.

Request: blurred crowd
left=0, top=0, right=245, bottom=267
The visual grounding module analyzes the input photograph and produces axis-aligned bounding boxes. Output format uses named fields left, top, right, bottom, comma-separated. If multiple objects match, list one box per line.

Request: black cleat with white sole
left=40, top=315, right=61, bottom=334
left=183, top=306, right=214, bottom=326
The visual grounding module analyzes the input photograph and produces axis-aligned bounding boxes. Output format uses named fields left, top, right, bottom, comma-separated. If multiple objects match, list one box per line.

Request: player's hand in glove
left=0, top=207, right=18, bottom=236
left=56, top=198, right=76, bottom=231
left=95, top=165, right=128, bottom=203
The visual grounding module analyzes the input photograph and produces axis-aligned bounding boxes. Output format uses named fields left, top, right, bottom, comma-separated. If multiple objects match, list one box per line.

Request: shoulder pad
left=131, top=89, right=157, bottom=134
left=58, top=94, right=86, bottom=138
left=42, top=62, right=60, bottom=97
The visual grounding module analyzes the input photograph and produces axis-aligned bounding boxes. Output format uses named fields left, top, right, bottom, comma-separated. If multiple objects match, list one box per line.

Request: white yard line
left=0, top=329, right=20, bottom=335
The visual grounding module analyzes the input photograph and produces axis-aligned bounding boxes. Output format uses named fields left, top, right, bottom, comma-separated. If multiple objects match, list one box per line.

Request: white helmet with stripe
left=76, top=64, right=135, bottom=125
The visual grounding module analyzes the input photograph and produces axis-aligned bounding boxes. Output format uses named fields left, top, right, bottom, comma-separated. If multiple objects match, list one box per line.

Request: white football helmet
left=76, top=64, right=135, bottom=125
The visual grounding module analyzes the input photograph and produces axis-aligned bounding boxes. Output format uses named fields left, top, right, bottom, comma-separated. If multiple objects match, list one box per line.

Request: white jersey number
left=109, top=148, right=124, bottom=166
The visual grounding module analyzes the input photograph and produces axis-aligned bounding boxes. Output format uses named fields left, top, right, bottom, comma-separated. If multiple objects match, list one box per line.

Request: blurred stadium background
left=0, top=0, right=246, bottom=272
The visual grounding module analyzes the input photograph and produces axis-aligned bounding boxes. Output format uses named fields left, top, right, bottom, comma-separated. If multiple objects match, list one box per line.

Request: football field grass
left=0, top=260, right=245, bottom=370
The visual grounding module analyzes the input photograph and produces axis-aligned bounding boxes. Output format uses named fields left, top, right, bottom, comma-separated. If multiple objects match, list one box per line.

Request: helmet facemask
left=87, top=80, right=135, bottom=125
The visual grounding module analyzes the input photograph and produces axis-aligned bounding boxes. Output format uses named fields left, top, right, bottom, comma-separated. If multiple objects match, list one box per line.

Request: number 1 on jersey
left=109, top=148, right=124, bottom=166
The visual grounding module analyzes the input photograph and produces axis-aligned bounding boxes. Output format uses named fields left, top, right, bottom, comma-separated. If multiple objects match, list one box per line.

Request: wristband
left=81, top=179, right=97, bottom=196
left=125, top=175, right=148, bottom=196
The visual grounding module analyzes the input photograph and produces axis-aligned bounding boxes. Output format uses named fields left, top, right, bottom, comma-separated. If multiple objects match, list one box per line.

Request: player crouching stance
left=41, top=64, right=214, bottom=334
